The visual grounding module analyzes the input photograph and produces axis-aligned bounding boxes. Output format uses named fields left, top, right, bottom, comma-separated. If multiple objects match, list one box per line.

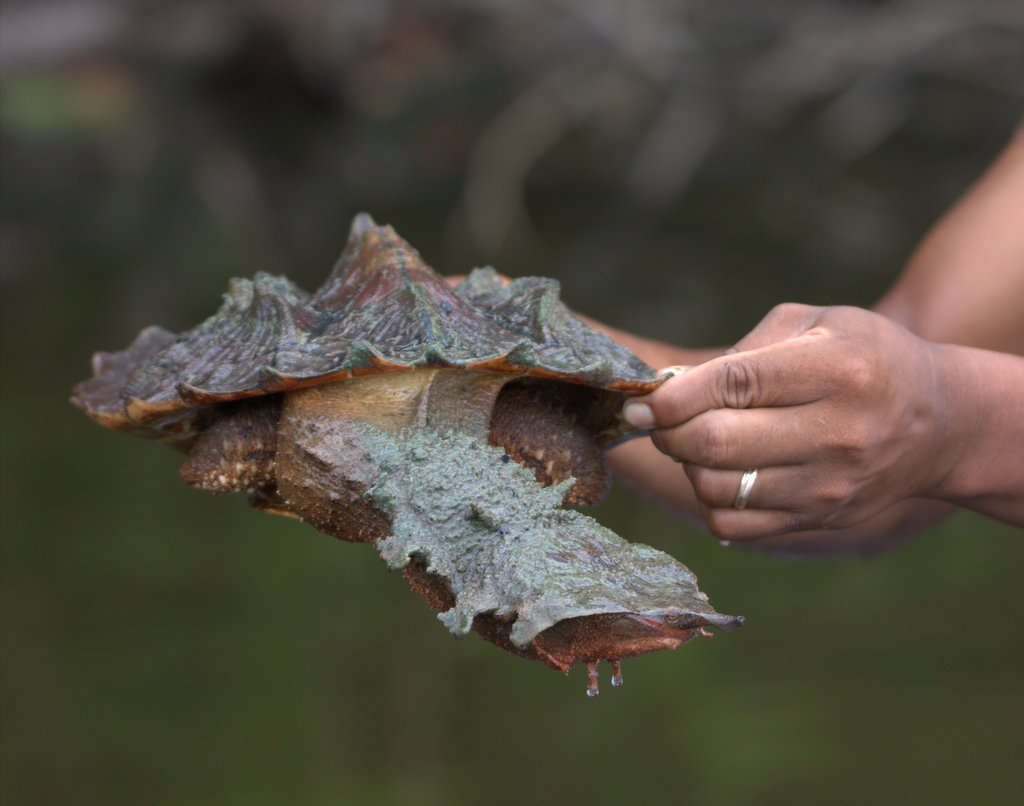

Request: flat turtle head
left=71, top=213, right=661, bottom=449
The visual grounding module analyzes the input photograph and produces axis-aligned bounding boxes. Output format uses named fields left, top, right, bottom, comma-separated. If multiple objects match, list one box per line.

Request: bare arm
left=875, top=124, right=1024, bottom=353
left=597, top=126, right=1024, bottom=554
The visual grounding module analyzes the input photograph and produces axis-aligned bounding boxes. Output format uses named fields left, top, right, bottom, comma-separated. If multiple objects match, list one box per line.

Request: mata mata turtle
left=72, top=213, right=742, bottom=696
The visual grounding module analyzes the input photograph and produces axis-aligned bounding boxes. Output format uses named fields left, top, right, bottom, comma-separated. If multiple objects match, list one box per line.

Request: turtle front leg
left=179, top=398, right=280, bottom=494
left=488, top=379, right=619, bottom=506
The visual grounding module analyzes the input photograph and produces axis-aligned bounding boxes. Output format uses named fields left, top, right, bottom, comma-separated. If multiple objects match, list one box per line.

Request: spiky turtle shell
left=72, top=213, right=660, bottom=443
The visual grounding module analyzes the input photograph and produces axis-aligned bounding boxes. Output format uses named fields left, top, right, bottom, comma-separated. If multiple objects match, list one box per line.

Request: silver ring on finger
left=733, top=469, right=758, bottom=509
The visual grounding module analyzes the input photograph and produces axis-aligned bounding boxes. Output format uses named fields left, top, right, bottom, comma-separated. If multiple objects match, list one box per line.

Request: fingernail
left=657, top=365, right=693, bottom=379
left=622, top=401, right=654, bottom=427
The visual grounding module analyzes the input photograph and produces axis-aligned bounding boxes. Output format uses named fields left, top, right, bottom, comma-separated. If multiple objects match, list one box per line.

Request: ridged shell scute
left=71, top=213, right=659, bottom=439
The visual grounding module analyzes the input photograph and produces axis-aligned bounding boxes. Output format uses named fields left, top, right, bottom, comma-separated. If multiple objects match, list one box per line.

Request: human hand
left=622, top=304, right=960, bottom=541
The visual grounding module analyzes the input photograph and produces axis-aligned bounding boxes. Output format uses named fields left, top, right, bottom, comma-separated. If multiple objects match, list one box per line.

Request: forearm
left=875, top=126, right=1024, bottom=353
left=928, top=343, right=1024, bottom=524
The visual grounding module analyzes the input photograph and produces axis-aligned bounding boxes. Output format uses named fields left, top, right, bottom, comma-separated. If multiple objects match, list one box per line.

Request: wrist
left=924, top=343, right=1024, bottom=522
left=922, top=342, right=981, bottom=501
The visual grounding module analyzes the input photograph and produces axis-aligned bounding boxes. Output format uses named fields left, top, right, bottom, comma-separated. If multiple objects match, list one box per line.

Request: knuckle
left=817, top=477, right=855, bottom=508
left=767, top=302, right=815, bottom=323
left=717, top=360, right=759, bottom=409
left=833, top=350, right=874, bottom=393
left=832, top=420, right=873, bottom=463
left=694, top=419, right=735, bottom=467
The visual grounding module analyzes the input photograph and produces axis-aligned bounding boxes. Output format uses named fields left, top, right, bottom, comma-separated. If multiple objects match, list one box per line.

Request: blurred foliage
left=1, top=1, right=1022, bottom=805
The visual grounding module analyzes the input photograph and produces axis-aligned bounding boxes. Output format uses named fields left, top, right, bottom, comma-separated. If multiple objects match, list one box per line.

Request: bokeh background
left=2, top=1, right=1022, bottom=804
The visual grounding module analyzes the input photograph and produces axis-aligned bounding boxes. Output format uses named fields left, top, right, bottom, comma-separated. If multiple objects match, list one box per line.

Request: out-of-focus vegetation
left=1, top=2, right=1021, bottom=805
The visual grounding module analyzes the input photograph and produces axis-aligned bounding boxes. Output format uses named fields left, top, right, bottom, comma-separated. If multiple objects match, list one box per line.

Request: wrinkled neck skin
left=294, top=367, right=508, bottom=440
left=272, top=370, right=741, bottom=696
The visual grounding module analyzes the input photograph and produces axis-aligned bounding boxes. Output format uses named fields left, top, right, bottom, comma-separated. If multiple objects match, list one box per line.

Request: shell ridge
left=469, top=277, right=657, bottom=383
left=76, top=214, right=660, bottom=437
left=452, top=266, right=506, bottom=302
left=173, top=274, right=314, bottom=398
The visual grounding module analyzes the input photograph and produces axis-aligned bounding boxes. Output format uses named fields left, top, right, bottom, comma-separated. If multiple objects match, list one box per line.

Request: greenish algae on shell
left=365, top=424, right=737, bottom=649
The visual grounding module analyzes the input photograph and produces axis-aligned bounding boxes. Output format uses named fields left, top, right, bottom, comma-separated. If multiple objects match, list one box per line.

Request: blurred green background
left=2, top=2, right=1022, bottom=805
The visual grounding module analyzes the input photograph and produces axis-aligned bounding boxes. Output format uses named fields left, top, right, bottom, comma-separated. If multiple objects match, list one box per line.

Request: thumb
left=624, top=334, right=828, bottom=428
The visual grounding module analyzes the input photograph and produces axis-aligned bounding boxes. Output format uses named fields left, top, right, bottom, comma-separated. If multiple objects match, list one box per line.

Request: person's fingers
left=698, top=506, right=805, bottom=542
left=624, top=330, right=859, bottom=428
left=650, top=407, right=817, bottom=470
left=682, top=463, right=855, bottom=514
left=685, top=464, right=778, bottom=511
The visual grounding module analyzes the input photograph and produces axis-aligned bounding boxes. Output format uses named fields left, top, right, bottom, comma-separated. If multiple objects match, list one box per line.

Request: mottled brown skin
left=179, top=399, right=281, bottom=494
